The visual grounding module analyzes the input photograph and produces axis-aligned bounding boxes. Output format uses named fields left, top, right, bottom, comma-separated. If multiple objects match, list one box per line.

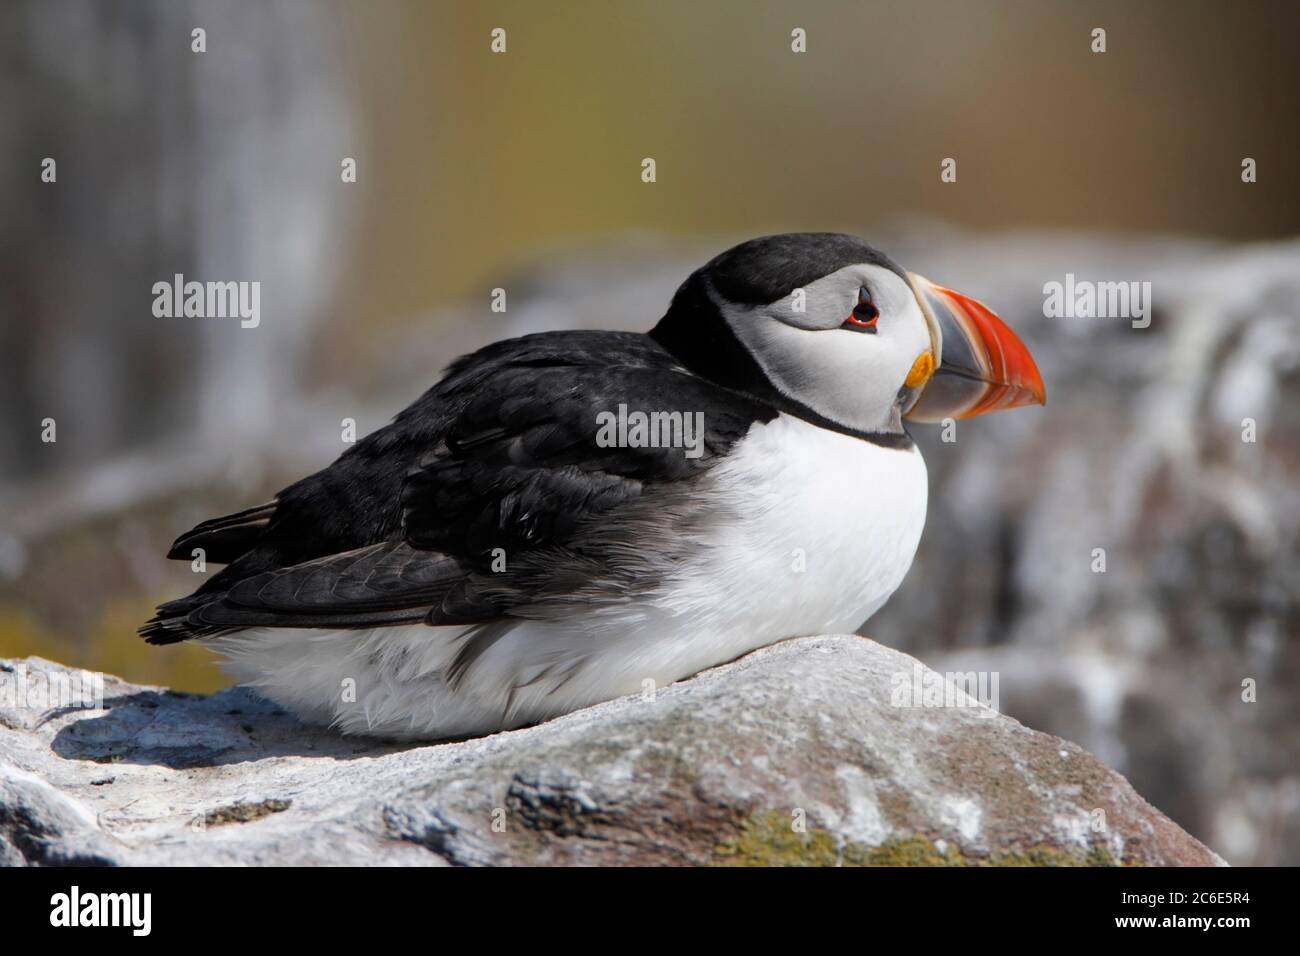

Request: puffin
left=141, top=233, right=1045, bottom=740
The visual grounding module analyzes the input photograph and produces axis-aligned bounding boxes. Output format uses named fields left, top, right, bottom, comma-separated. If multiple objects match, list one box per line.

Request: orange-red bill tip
left=904, top=274, right=1046, bottom=422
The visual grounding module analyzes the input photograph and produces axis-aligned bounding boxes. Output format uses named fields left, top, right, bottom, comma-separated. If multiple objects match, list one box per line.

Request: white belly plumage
left=210, top=414, right=929, bottom=740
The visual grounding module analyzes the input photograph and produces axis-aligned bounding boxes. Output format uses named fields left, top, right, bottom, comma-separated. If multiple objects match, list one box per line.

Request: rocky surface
left=0, top=637, right=1222, bottom=866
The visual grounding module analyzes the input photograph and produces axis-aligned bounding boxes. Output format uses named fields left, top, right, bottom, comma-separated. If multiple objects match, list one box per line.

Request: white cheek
left=876, top=313, right=932, bottom=382
left=829, top=330, right=907, bottom=406
left=720, top=276, right=934, bottom=433
left=739, top=322, right=907, bottom=429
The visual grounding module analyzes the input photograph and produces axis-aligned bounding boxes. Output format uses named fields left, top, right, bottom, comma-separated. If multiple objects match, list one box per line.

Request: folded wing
left=141, top=332, right=774, bottom=644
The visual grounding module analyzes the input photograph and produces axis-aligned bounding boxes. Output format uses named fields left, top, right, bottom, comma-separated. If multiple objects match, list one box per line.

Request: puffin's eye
left=843, top=286, right=879, bottom=332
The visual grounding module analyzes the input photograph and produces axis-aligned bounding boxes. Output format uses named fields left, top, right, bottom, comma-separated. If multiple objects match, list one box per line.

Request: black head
left=649, top=233, right=931, bottom=439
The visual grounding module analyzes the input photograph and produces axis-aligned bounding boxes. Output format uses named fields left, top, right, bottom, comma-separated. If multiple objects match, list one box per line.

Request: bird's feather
left=141, top=331, right=775, bottom=643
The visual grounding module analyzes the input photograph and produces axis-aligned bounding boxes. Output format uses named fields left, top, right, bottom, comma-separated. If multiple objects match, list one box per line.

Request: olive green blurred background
left=2, top=0, right=1297, bottom=689
left=335, top=0, right=1300, bottom=357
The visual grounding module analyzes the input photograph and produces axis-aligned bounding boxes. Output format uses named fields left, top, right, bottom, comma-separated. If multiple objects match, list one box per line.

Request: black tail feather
left=165, top=500, right=277, bottom=564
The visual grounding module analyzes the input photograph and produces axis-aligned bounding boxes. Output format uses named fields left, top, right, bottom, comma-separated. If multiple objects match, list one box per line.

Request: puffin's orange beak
left=903, top=273, right=1046, bottom=422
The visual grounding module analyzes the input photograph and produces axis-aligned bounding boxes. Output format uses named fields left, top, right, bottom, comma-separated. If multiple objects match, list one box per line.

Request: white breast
left=628, top=413, right=929, bottom=678
left=212, top=414, right=929, bottom=739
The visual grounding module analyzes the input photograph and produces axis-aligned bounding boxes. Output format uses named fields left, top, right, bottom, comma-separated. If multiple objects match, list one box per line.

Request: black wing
left=141, top=331, right=774, bottom=643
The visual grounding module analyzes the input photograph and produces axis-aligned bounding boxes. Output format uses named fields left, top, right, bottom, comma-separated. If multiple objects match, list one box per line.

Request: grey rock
left=0, top=638, right=1223, bottom=866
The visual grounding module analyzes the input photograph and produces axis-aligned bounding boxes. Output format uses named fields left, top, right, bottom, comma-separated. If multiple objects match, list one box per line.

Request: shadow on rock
left=50, top=685, right=411, bottom=769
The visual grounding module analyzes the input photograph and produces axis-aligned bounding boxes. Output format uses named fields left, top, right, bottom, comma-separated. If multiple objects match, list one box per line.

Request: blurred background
left=2, top=0, right=1298, bottom=863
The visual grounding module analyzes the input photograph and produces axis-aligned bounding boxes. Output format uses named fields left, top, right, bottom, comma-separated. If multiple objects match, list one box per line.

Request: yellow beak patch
left=904, top=351, right=935, bottom=389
